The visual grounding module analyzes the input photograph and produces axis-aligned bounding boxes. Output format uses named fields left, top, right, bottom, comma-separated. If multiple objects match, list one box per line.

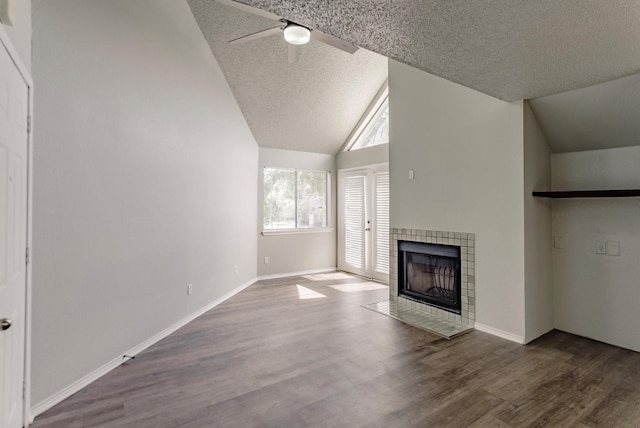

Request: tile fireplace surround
left=390, top=227, right=476, bottom=328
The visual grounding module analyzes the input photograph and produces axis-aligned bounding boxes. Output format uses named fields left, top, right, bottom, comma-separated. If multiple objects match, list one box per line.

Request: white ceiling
left=188, top=0, right=387, bottom=154
left=189, top=0, right=640, bottom=154
left=224, top=0, right=640, bottom=102
left=529, top=73, right=640, bottom=153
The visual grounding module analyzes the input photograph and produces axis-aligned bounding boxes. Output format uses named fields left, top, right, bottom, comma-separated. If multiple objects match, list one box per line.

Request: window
left=263, top=168, right=330, bottom=231
left=349, top=97, right=389, bottom=150
left=344, top=84, right=389, bottom=151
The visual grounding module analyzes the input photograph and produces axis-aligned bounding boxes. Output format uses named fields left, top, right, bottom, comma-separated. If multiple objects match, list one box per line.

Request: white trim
left=474, top=323, right=526, bottom=344
left=262, top=166, right=330, bottom=175
left=30, top=277, right=257, bottom=420
left=24, top=79, right=34, bottom=427
left=341, top=81, right=389, bottom=152
left=261, top=227, right=333, bottom=236
left=338, top=162, right=389, bottom=174
left=0, top=23, right=34, bottom=428
left=257, top=267, right=337, bottom=281
left=0, top=24, right=30, bottom=83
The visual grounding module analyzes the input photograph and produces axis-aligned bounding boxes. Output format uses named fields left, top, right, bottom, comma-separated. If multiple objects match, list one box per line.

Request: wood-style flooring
left=31, top=272, right=640, bottom=427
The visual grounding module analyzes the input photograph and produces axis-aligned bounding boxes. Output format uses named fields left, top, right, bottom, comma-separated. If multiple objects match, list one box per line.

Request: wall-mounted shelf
left=532, top=190, right=640, bottom=199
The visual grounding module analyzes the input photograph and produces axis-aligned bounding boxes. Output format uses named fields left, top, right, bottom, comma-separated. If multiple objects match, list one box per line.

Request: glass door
left=338, top=165, right=389, bottom=283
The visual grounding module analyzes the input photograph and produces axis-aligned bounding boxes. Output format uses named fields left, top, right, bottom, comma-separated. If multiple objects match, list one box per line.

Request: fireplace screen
left=398, top=241, right=461, bottom=314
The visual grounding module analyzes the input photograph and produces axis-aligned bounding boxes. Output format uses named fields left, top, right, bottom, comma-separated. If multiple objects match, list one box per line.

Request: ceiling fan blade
left=288, top=44, right=301, bottom=64
left=229, top=26, right=282, bottom=45
left=312, top=30, right=358, bottom=54
left=216, top=0, right=281, bottom=21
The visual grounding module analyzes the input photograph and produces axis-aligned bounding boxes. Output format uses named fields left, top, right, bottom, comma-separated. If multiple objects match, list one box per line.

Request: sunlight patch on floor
left=302, top=272, right=353, bottom=281
left=296, top=284, right=326, bottom=299
left=329, top=282, right=388, bottom=293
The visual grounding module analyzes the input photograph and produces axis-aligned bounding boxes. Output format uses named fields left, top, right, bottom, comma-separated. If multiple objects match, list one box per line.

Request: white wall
left=31, top=0, right=258, bottom=406
left=523, top=102, right=553, bottom=342
left=336, top=143, right=388, bottom=170
left=258, top=147, right=336, bottom=277
left=1, top=0, right=30, bottom=71
left=389, top=60, right=526, bottom=340
left=552, top=146, right=640, bottom=351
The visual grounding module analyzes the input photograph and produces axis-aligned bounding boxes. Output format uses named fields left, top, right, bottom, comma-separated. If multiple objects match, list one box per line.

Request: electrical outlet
left=596, top=241, right=606, bottom=254
left=234, top=265, right=238, bottom=273
left=187, top=284, right=193, bottom=296
left=264, top=257, right=269, bottom=264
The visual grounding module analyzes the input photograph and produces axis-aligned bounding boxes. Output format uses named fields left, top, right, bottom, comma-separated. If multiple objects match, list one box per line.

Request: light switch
left=409, top=170, right=414, bottom=180
left=606, top=241, right=620, bottom=256
left=553, top=236, right=564, bottom=249
left=596, top=241, right=606, bottom=254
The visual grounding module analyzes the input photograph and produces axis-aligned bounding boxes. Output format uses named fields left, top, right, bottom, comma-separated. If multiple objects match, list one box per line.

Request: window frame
left=262, top=167, right=332, bottom=236
left=343, top=83, right=389, bottom=152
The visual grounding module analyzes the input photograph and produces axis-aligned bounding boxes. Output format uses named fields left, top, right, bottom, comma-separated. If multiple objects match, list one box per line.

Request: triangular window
left=345, top=85, right=389, bottom=151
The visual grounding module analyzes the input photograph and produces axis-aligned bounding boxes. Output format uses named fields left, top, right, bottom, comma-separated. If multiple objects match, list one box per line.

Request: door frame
left=0, top=26, right=34, bottom=427
left=337, top=163, right=388, bottom=282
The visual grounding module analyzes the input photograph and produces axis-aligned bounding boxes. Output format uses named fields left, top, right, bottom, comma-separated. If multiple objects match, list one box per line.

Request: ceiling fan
left=217, top=0, right=359, bottom=63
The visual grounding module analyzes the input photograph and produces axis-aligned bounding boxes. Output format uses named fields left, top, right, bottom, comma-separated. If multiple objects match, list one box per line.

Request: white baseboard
left=30, top=277, right=257, bottom=420
left=474, top=322, right=526, bottom=344
left=257, top=267, right=337, bottom=281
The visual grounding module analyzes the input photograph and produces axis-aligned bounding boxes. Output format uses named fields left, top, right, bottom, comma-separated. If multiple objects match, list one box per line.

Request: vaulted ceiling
left=210, top=0, right=640, bottom=101
left=188, top=0, right=387, bottom=155
left=189, top=0, right=640, bottom=154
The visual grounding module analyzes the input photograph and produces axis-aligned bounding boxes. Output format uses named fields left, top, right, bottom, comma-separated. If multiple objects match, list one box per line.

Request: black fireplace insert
left=398, top=241, right=461, bottom=314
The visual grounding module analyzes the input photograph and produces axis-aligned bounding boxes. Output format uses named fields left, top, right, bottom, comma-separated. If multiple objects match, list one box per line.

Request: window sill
left=261, top=228, right=334, bottom=236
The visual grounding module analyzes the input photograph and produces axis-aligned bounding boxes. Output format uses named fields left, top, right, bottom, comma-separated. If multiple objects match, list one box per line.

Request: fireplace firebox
left=398, top=241, right=462, bottom=314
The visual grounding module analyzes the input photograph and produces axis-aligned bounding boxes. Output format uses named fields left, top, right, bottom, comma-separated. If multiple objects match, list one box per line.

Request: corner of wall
left=31, top=0, right=259, bottom=407
left=389, top=58, right=527, bottom=339
left=523, top=101, right=554, bottom=343
left=257, top=148, right=337, bottom=277
left=550, top=146, right=640, bottom=352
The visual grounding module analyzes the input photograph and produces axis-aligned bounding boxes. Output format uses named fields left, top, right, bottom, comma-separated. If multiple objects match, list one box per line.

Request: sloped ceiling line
left=191, top=0, right=640, bottom=153
left=230, top=0, right=640, bottom=102
left=188, top=0, right=388, bottom=154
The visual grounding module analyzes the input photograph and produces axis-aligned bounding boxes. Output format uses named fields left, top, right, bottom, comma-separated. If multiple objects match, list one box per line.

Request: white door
left=338, top=166, right=389, bottom=282
left=0, top=37, right=29, bottom=428
left=372, top=171, right=389, bottom=282
left=341, top=171, right=367, bottom=277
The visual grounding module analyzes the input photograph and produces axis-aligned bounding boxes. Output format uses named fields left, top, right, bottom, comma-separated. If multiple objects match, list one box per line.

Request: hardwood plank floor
left=31, top=273, right=640, bottom=427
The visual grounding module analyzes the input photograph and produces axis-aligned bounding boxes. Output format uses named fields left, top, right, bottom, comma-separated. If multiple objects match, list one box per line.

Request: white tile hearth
left=365, top=227, right=477, bottom=337
left=363, top=300, right=473, bottom=339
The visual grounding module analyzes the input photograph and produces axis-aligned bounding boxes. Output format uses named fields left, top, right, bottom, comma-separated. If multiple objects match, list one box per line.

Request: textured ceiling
left=188, top=0, right=387, bottom=154
left=529, top=73, right=640, bottom=153
left=220, top=0, right=640, bottom=102
left=189, top=0, right=640, bottom=154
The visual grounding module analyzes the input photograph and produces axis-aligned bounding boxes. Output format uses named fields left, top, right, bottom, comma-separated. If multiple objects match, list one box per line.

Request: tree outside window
left=264, top=168, right=329, bottom=230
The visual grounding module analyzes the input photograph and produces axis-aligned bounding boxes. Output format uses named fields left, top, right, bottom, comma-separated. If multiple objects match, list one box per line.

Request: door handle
left=1, top=319, right=12, bottom=331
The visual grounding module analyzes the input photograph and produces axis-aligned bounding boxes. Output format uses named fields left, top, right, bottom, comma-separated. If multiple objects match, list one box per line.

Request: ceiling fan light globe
left=284, top=25, right=311, bottom=45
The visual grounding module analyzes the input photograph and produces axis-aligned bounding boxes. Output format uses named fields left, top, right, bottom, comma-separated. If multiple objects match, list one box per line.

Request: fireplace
left=398, top=241, right=462, bottom=314
left=389, top=228, right=475, bottom=327
left=364, top=228, right=474, bottom=338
